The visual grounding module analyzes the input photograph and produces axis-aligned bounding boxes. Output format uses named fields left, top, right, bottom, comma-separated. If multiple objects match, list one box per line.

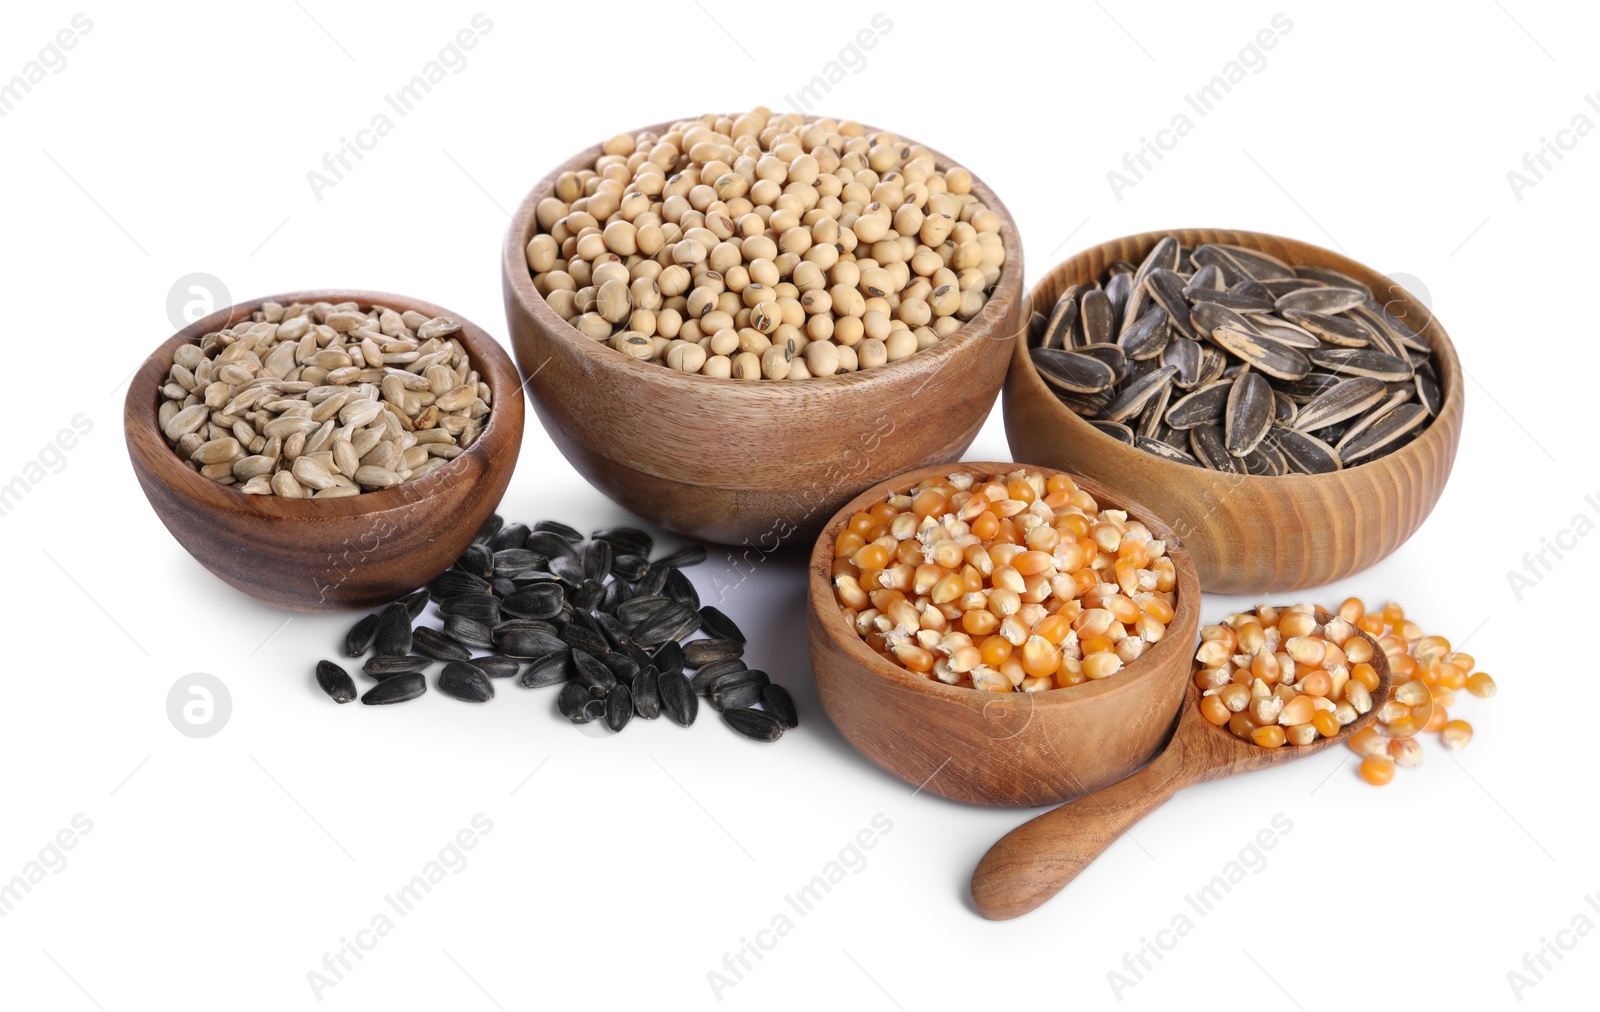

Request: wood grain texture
left=124, top=289, right=525, bottom=612
left=806, top=463, right=1201, bottom=808
left=970, top=608, right=1392, bottom=920
left=1003, top=228, right=1463, bottom=594
left=501, top=118, right=1026, bottom=548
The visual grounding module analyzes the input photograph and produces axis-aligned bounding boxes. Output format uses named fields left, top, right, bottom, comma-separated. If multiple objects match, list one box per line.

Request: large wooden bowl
left=807, top=462, right=1202, bottom=807
left=1004, top=228, right=1463, bottom=594
left=125, top=289, right=524, bottom=612
left=502, top=118, right=1025, bottom=548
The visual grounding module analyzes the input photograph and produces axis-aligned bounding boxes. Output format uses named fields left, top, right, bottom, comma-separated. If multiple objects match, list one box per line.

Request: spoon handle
left=970, top=738, right=1193, bottom=920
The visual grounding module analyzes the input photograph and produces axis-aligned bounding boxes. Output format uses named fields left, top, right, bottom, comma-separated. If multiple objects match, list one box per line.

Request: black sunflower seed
left=374, top=603, right=413, bottom=657
left=571, top=649, right=617, bottom=692
left=361, top=673, right=425, bottom=705
left=489, top=522, right=532, bottom=553
left=363, top=655, right=431, bottom=678
left=617, top=595, right=673, bottom=627
left=658, top=670, right=698, bottom=727
left=471, top=655, right=521, bottom=679
left=495, top=617, right=558, bottom=638
left=526, top=531, right=579, bottom=560
left=611, top=554, right=650, bottom=583
left=592, top=611, right=635, bottom=651
left=571, top=581, right=604, bottom=611
left=690, top=658, right=747, bottom=693
left=439, top=662, right=494, bottom=702
left=399, top=588, right=430, bottom=621
left=636, top=562, right=671, bottom=597
left=443, top=615, right=495, bottom=650
left=601, top=578, right=632, bottom=613
left=760, top=684, right=798, bottom=729
left=316, top=660, right=358, bottom=703
left=559, top=623, right=610, bottom=656
left=599, top=651, right=640, bottom=685
left=632, top=666, right=661, bottom=719
left=698, top=607, right=745, bottom=644
left=659, top=544, right=709, bottom=568
left=533, top=519, right=584, bottom=543
left=633, top=603, right=701, bottom=647
left=652, top=639, right=686, bottom=677
left=722, top=708, right=784, bottom=742
left=498, top=628, right=567, bottom=659
left=439, top=593, right=502, bottom=626
left=412, top=627, right=472, bottom=662
left=578, top=697, right=608, bottom=723
left=709, top=669, right=770, bottom=711
left=488, top=577, right=515, bottom=598
left=455, top=543, right=494, bottom=578
left=557, top=680, right=592, bottom=719
left=472, top=513, right=504, bottom=545
left=519, top=652, right=570, bottom=688
left=582, top=539, right=613, bottom=583
left=683, top=638, right=745, bottom=667
left=492, top=548, right=546, bottom=577
left=664, top=568, right=700, bottom=609
left=592, top=526, right=653, bottom=558
left=344, top=613, right=379, bottom=657
left=605, top=682, right=634, bottom=732
left=501, top=583, right=564, bottom=619
left=548, top=553, right=585, bottom=585
left=429, top=569, right=491, bottom=601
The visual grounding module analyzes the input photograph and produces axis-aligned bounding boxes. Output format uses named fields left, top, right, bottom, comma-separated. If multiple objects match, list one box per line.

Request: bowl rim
left=1010, top=227, right=1465, bottom=490
left=807, top=460, right=1202, bottom=709
left=124, top=288, right=524, bottom=520
left=500, top=114, right=1027, bottom=399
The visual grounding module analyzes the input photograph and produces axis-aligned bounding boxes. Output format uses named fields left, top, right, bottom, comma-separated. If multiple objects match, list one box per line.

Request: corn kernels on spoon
left=970, top=607, right=1391, bottom=920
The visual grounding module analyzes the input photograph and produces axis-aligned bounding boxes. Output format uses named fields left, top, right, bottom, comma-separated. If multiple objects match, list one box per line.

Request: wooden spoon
left=970, top=609, right=1392, bottom=920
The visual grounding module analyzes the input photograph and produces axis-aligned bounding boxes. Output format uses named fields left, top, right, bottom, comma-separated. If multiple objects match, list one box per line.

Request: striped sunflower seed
left=1291, top=376, right=1388, bottom=432
left=1224, top=372, right=1273, bottom=456
left=1270, top=427, right=1343, bottom=474
left=1032, top=347, right=1116, bottom=394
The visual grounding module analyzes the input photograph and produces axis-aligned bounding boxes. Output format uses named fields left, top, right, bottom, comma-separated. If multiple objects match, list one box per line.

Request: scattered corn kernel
left=1359, top=754, right=1396, bottom=786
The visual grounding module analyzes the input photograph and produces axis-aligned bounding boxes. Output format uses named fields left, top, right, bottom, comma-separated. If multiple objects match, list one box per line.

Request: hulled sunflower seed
left=439, top=661, right=494, bottom=702
left=317, top=660, right=358, bottom=703
left=722, top=708, right=784, bottom=742
left=362, top=673, right=426, bottom=705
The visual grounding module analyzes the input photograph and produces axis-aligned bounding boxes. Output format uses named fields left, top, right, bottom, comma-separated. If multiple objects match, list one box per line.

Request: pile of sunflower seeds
left=315, top=515, right=796, bottom=742
left=1029, top=237, right=1441, bottom=474
left=158, top=300, right=491, bottom=497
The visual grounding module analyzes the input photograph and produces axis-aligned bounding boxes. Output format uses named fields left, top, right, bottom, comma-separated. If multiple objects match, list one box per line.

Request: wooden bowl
left=124, top=289, right=525, bottom=612
left=806, top=462, right=1202, bottom=807
left=1003, top=228, right=1463, bottom=594
left=501, top=118, right=1025, bottom=548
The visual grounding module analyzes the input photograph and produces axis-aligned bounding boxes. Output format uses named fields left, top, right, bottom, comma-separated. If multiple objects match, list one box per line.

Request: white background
left=2, top=2, right=1595, bottom=1009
